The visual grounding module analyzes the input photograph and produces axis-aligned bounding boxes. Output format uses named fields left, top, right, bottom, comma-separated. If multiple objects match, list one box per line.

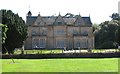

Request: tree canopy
left=1, top=10, right=27, bottom=54
left=94, top=13, right=120, bottom=49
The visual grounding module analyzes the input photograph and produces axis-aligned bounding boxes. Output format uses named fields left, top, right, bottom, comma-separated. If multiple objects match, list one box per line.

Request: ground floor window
left=76, top=42, right=80, bottom=48
left=67, top=41, right=73, bottom=49
left=82, top=39, right=88, bottom=48
left=39, top=39, right=46, bottom=48
left=57, top=40, right=65, bottom=48
left=32, top=39, right=46, bottom=49
left=33, top=39, right=39, bottom=48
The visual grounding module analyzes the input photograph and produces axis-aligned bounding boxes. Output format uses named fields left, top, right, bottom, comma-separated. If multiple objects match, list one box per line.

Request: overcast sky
left=0, top=0, right=120, bottom=24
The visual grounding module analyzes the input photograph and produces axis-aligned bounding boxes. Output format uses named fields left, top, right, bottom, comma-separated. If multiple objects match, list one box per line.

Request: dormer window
left=54, top=14, right=65, bottom=25
left=57, top=21, right=62, bottom=25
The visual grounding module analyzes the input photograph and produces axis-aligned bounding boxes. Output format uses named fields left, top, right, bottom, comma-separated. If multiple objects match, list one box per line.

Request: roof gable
left=26, top=13, right=92, bottom=26
left=74, top=15, right=85, bottom=26
left=53, top=14, right=66, bottom=25
left=32, top=14, right=45, bottom=26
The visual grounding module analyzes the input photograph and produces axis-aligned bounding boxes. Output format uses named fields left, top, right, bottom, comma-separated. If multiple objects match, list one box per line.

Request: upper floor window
left=40, top=28, right=47, bottom=35
left=73, top=30, right=79, bottom=34
left=32, top=30, right=37, bottom=35
left=81, top=31, right=88, bottom=36
left=55, top=29, right=65, bottom=35
left=68, top=28, right=74, bottom=34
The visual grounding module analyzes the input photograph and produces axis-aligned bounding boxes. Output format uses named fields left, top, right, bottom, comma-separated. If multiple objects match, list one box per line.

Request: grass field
left=2, top=58, right=118, bottom=72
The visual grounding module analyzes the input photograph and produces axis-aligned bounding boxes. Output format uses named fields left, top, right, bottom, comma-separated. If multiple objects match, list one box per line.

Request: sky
left=0, top=0, right=120, bottom=24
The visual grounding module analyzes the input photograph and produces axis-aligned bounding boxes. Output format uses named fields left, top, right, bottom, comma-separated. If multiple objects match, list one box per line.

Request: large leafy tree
left=94, top=13, right=120, bottom=49
left=0, top=24, right=8, bottom=44
left=0, top=24, right=8, bottom=53
left=111, top=13, right=120, bottom=46
left=116, top=26, right=120, bottom=46
left=2, top=10, right=27, bottom=54
left=95, top=21, right=118, bottom=49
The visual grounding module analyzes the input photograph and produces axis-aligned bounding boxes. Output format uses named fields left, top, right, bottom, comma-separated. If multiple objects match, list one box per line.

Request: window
left=68, top=28, right=74, bottom=34
left=32, top=30, right=36, bottom=35
left=39, top=39, right=46, bottom=48
left=73, top=30, right=78, bottom=35
left=32, top=39, right=46, bottom=48
left=68, top=42, right=72, bottom=48
left=82, top=39, right=88, bottom=48
left=81, top=31, right=88, bottom=36
left=76, top=42, right=80, bottom=47
left=57, top=21, right=62, bottom=25
left=40, top=28, right=47, bottom=35
left=55, top=29, right=65, bottom=35
left=83, top=31, right=88, bottom=36
left=57, top=40, right=65, bottom=48
left=33, top=39, right=39, bottom=48
left=75, top=21, right=82, bottom=26
left=78, top=22, right=81, bottom=25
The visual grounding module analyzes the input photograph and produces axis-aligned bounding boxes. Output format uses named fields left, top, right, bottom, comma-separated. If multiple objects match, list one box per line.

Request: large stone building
left=24, top=11, right=94, bottom=50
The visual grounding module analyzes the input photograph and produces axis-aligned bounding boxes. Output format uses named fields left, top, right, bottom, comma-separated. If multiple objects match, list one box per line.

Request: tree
left=95, top=21, right=118, bottom=49
left=1, top=10, right=27, bottom=54
left=0, top=24, right=8, bottom=53
left=111, top=13, right=120, bottom=46
left=0, top=24, right=7, bottom=43
left=110, top=13, right=120, bottom=20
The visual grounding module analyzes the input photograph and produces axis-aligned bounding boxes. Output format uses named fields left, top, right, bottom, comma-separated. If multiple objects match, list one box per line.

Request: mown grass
left=2, top=58, right=118, bottom=72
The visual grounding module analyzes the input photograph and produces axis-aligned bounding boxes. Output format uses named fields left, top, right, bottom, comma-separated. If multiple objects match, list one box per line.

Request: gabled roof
left=53, top=14, right=66, bottom=25
left=32, top=13, right=45, bottom=26
left=82, top=17, right=92, bottom=25
left=74, top=14, right=85, bottom=26
left=26, top=14, right=92, bottom=26
left=63, top=18, right=76, bottom=25
left=26, top=16, right=36, bottom=26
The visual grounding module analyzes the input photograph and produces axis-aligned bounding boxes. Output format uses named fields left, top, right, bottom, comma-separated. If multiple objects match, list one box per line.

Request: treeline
left=94, top=13, right=120, bottom=49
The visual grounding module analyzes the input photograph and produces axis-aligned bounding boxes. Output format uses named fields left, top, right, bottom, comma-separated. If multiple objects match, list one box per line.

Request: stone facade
left=24, top=11, right=94, bottom=50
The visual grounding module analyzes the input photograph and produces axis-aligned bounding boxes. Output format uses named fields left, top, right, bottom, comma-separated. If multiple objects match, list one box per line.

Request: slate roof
left=26, top=15, right=92, bottom=26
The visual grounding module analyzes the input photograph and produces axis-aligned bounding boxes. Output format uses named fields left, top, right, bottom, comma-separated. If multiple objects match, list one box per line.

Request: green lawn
left=2, top=58, right=118, bottom=72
